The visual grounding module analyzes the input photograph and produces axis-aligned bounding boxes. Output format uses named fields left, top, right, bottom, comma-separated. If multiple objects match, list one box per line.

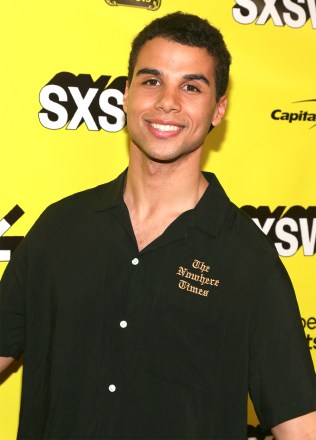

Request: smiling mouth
left=150, top=122, right=184, bottom=132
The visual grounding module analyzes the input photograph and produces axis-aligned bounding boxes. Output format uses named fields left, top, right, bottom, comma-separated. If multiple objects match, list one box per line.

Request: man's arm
left=271, top=411, right=316, bottom=440
left=0, top=356, right=15, bottom=374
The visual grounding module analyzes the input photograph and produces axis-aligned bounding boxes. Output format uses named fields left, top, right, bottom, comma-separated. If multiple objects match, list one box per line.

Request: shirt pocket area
left=143, top=291, right=227, bottom=395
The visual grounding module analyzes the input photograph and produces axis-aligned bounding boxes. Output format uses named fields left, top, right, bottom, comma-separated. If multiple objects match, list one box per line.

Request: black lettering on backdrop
left=302, top=317, right=316, bottom=350
left=271, top=99, right=316, bottom=129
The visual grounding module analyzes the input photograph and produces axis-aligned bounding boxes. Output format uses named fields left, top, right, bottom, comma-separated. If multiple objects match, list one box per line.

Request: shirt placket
left=105, top=253, right=145, bottom=392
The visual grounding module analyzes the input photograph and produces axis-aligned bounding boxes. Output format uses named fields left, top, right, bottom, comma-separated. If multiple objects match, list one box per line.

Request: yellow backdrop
left=1, top=1, right=315, bottom=438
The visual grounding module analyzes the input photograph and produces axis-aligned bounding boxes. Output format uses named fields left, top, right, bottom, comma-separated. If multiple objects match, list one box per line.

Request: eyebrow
left=183, top=74, right=210, bottom=86
left=136, top=68, right=161, bottom=77
left=136, top=68, right=210, bottom=86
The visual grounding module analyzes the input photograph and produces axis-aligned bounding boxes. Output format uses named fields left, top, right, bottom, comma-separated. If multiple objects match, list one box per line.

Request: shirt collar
left=94, top=169, right=127, bottom=211
left=191, top=171, right=232, bottom=237
left=94, top=169, right=232, bottom=238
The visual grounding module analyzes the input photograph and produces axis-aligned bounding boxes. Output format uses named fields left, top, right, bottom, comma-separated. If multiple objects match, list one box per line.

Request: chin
left=147, top=150, right=195, bottom=165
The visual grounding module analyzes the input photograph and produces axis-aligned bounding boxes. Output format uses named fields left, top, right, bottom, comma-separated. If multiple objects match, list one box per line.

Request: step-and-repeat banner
left=1, top=1, right=315, bottom=438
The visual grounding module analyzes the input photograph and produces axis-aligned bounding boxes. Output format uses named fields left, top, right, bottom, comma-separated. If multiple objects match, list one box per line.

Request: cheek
left=126, top=109, right=144, bottom=136
left=124, top=95, right=143, bottom=118
left=192, top=109, right=214, bottom=132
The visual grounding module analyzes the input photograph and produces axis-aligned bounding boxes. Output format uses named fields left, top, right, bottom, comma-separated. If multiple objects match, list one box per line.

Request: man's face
left=123, top=37, right=227, bottom=163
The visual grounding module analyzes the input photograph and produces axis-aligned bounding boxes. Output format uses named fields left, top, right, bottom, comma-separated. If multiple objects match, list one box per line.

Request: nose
left=155, top=85, right=181, bottom=113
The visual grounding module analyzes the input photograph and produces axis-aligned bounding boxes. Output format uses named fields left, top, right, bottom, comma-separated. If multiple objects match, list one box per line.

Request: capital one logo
left=39, top=72, right=127, bottom=132
left=271, top=99, right=316, bottom=129
left=232, top=0, right=316, bottom=29
left=242, top=206, right=316, bottom=256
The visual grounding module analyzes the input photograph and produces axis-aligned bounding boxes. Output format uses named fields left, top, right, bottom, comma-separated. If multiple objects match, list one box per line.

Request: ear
left=123, top=81, right=129, bottom=113
left=211, top=95, right=227, bottom=127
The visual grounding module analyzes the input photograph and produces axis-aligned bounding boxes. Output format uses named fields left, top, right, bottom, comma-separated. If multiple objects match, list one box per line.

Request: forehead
left=134, top=37, right=216, bottom=77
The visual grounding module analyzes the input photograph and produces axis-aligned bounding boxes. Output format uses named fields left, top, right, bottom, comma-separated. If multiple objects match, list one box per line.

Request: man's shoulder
left=228, top=201, right=279, bottom=261
left=44, top=172, right=125, bottom=218
left=203, top=172, right=278, bottom=259
left=26, top=172, right=126, bottom=239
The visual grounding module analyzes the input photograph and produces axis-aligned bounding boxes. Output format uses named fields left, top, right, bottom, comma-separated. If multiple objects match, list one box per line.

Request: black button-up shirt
left=1, top=170, right=315, bottom=439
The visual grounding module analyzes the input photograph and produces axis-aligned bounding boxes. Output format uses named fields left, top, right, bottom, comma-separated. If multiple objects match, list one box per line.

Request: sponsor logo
left=39, top=72, right=127, bottom=132
left=232, top=0, right=316, bottom=29
left=0, top=205, right=24, bottom=262
left=241, top=206, right=316, bottom=256
left=104, top=0, right=161, bottom=10
left=271, top=99, right=316, bottom=129
left=302, top=316, right=316, bottom=350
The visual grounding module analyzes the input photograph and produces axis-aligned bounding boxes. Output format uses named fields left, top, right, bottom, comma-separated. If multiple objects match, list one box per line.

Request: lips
left=146, top=119, right=185, bottom=139
left=150, top=122, right=183, bottom=132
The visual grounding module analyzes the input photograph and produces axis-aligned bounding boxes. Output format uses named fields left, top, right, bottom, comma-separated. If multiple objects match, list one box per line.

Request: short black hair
left=128, top=11, right=231, bottom=102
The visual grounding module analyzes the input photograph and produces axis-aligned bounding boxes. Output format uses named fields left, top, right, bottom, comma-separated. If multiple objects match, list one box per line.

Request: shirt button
left=120, top=320, right=127, bottom=328
left=131, top=257, right=139, bottom=265
left=108, top=384, right=116, bottom=392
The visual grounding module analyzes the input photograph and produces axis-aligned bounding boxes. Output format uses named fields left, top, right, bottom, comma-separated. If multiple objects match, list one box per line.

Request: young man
left=1, top=12, right=315, bottom=440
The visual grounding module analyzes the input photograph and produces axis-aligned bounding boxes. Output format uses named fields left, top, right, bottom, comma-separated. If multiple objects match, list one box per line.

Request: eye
left=143, top=78, right=160, bottom=86
left=183, top=84, right=201, bottom=93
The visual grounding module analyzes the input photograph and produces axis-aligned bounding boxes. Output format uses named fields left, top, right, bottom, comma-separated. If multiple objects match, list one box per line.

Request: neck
left=124, top=146, right=208, bottom=219
left=123, top=145, right=209, bottom=251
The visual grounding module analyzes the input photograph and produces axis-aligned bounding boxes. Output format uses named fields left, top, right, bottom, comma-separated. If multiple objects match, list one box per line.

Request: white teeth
left=150, top=123, right=182, bottom=132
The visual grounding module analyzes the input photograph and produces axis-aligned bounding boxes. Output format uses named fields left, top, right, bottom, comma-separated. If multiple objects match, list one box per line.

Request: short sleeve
left=0, top=238, right=27, bottom=359
left=249, top=259, right=316, bottom=430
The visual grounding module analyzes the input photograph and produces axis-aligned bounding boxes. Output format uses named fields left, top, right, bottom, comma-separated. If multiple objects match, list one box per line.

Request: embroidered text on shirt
left=176, top=259, right=220, bottom=298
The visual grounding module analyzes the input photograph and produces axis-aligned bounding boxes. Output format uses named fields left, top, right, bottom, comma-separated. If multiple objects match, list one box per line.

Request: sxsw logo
left=232, top=0, right=316, bottom=28
left=0, top=205, right=24, bottom=262
left=39, top=72, right=127, bottom=132
left=242, top=206, right=316, bottom=256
